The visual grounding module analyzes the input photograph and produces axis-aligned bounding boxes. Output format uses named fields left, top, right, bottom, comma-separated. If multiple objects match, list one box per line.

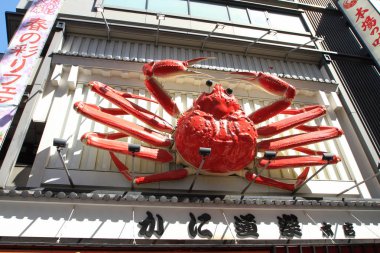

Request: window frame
left=102, top=0, right=311, bottom=36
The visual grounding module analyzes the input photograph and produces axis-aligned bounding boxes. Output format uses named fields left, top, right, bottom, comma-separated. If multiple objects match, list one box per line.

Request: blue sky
left=0, top=0, right=19, bottom=53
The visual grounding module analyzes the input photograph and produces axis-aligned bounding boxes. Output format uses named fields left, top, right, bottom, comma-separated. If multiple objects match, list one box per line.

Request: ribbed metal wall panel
left=299, top=0, right=338, bottom=9
left=305, top=10, right=365, bottom=55
left=303, top=2, right=380, bottom=152
left=56, top=34, right=335, bottom=83
left=332, top=60, right=380, bottom=151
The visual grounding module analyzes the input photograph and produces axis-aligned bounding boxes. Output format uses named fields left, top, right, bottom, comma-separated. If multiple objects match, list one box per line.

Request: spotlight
left=53, top=138, right=73, bottom=187
left=322, top=153, right=334, bottom=161
left=199, top=147, right=211, bottom=157
left=264, top=151, right=277, bottom=160
left=53, top=138, right=67, bottom=148
left=128, top=144, right=141, bottom=153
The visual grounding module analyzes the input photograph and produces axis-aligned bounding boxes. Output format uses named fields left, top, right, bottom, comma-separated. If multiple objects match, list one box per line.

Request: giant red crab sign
left=73, top=58, right=343, bottom=192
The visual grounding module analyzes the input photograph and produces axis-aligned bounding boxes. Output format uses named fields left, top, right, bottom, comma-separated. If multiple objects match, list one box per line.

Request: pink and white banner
left=0, top=0, right=63, bottom=148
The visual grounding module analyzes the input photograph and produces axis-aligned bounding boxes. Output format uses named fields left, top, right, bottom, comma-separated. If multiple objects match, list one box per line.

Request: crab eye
left=225, top=88, right=233, bottom=95
left=206, top=80, right=213, bottom=87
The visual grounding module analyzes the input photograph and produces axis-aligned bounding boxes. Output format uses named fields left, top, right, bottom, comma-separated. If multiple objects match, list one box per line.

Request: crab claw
left=143, top=57, right=212, bottom=78
left=231, top=71, right=296, bottom=124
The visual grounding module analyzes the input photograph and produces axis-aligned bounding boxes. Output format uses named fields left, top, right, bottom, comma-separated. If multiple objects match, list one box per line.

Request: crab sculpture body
left=74, top=58, right=343, bottom=191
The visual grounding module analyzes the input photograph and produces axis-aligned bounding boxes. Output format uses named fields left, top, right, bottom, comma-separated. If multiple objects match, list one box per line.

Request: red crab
left=74, top=58, right=343, bottom=191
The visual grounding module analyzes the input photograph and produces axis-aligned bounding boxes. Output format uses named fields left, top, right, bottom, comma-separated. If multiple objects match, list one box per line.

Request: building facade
left=0, top=0, right=379, bottom=252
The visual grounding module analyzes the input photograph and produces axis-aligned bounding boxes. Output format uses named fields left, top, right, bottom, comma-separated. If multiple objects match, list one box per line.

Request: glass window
left=103, top=0, right=146, bottom=10
left=268, top=13, right=307, bottom=33
left=228, top=6, right=250, bottom=25
left=148, top=0, right=189, bottom=16
left=190, top=1, right=229, bottom=22
left=248, top=9, right=269, bottom=28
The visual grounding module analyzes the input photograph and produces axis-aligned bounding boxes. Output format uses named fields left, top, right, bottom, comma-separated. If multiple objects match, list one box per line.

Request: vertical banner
left=338, top=0, right=380, bottom=65
left=0, top=0, right=64, bottom=148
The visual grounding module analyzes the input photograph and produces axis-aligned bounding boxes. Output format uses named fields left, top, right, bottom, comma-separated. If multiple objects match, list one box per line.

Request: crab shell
left=174, top=84, right=258, bottom=174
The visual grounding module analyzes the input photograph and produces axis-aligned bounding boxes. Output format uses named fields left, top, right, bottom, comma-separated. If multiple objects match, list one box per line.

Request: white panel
left=67, top=85, right=86, bottom=169
left=33, top=83, right=56, bottom=123
left=50, top=64, right=63, bottom=86
left=28, top=82, right=70, bottom=187
left=3, top=201, right=380, bottom=240
left=67, top=65, right=79, bottom=90
left=95, top=97, right=112, bottom=172
left=329, top=92, right=343, bottom=111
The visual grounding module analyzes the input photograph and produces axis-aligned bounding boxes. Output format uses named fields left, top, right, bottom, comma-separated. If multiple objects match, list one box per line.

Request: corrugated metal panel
left=332, top=60, right=380, bottom=151
left=305, top=9, right=365, bottom=55
left=299, top=0, right=338, bottom=9
left=303, top=4, right=380, bottom=152
left=56, top=34, right=335, bottom=83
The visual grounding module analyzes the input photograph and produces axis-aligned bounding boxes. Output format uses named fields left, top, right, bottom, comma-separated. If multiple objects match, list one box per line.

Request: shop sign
left=338, top=0, right=380, bottom=65
left=0, top=0, right=63, bottom=148
left=0, top=202, right=379, bottom=240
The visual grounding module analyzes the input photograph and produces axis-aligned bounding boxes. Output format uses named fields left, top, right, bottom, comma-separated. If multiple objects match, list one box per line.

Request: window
left=189, top=1, right=229, bottom=22
left=103, top=0, right=309, bottom=34
left=268, top=13, right=307, bottom=33
left=148, top=0, right=188, bottom=16
left=228, top=6, right=250, bottom=25
left=103, top=0, right=146, bottom=10
left=248, top=9, right=270, bottom=28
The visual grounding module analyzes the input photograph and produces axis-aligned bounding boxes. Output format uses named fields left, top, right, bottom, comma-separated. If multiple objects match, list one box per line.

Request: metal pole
left=292, top=163, right=329, bottom=195
left=155, top=19, right=161, bottom=46
left=336, top=164, right=380, bottom=197
left=241, top=160, right=272, bottom=195
left=57, top=148, right=74, bottom=188
left=131, top=154, right=135, bottom=191
left=285, top=37, right=322, bottom=61
left=188, top=158, right=206, bottom=192
left=244, top=30, right=276, bottom=55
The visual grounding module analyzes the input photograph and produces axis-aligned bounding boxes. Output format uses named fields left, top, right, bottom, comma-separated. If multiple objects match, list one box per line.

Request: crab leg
left=231, top=72, right=296, bottom=124
left=88, top=81, right=173, bottom=133
left=258, top=154, right=341, bottom=170
left=80, top=132, right=174, bottom=182
left=257, top=105, right=326, bottom=137
left=81, top=132, right=173, bottom=162
left=134, top=167, right=193, bottom=184
left=244, top=167, right=310, bottom=191
left=143, top=58, right=209, bottom=118
left=257, top=126, right=343, bottom=151
left=257, top=146, right=341, bottom=169
left=74, top=101, right=171, bottom=147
